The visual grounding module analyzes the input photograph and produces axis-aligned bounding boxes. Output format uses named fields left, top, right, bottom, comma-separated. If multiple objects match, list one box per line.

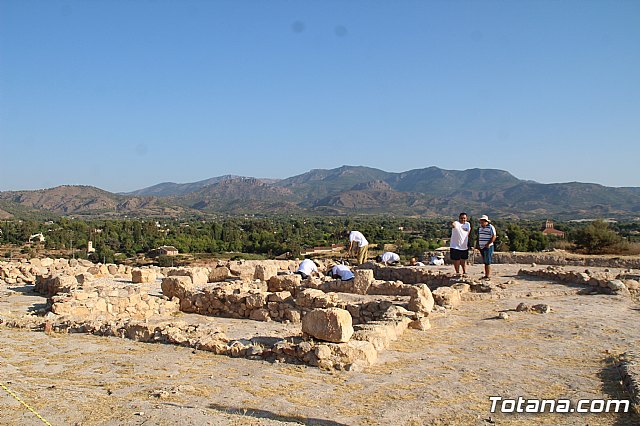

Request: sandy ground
left=1, top=263, right=639, bottom=425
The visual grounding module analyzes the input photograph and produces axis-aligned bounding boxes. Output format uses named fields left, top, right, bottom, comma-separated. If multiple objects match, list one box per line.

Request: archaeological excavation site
left=1, top=254, right=639, bottom=425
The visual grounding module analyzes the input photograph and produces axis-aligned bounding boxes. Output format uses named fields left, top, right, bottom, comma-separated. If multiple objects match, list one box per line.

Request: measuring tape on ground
left=0, top=381, right=53, bottom=426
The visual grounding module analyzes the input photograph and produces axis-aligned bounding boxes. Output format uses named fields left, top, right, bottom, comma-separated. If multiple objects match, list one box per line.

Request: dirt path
left=1, top=267, right=639, bottom=425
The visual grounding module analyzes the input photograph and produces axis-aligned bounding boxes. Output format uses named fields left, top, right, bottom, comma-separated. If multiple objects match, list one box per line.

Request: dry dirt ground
left=1, top=263, right=639, bottom=426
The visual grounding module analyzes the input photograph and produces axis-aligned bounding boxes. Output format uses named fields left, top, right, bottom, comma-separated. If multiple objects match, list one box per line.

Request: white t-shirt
left=430, top=256, right=445, bottom=266
left=296, top=259, right=318, bottom=276
left=450, top=221, right=471, bottom=250
left=331, top=264, right=355, bottom=280
left=380, top=252, right=400, bottom=264
left=349, top=231, right=369, bottom=247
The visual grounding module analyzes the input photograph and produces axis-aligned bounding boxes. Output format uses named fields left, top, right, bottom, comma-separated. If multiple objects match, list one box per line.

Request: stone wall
left=518, top=266, right=638, bottom=295
left=160, top=275, right=426, bottom=325
left=358, top=263, right=456, bottom=288
left=0, top=258, right=136, bottom=290
left=50, top=284, right=180, bottom=321
left=616, top=351, right=640, bottom=411
left=494, top=252, right=640, bottom=268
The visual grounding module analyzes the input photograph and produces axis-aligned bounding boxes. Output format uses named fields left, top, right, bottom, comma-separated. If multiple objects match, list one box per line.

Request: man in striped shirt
left=476, top=215, right=497, bottom=279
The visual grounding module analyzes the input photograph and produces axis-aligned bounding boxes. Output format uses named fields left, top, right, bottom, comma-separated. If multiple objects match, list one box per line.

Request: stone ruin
left=518, top=266, right=639, bottom=296
left=1, top=256, right=637, bottom=372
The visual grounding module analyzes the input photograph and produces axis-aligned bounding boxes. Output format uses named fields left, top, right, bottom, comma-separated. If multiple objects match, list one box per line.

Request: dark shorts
left=450, top=248, right=469, bottom=261
left=295, top=271, right=309, bottom=279
left=480, top=246, right=494, bottom=265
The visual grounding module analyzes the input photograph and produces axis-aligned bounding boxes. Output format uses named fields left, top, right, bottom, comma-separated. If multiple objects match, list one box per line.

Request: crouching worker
left=376, top=251, right=400, bottom=266
left=410, top=257, right=426, bottom=266
left=295, top=258, right=320, bottom=279
left=327, top=264, right=355, bottom=281
left=429, top=252, right=445, bottom=266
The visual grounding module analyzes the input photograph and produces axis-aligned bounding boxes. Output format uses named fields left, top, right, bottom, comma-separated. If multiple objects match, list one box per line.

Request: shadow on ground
left=598, top=356, right=640, bottom=426
left=207, top=403, right=349, bottom=425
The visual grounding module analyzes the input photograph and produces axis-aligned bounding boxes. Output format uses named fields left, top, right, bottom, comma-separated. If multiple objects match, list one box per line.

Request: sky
left=1, top=0, right=639, bottom=192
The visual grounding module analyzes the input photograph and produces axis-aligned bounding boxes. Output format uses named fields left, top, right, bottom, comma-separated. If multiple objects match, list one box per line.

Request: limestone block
left=249, top=308, right=271, bottom=322
left=267, top=291, right=292, bottom=303
left=353, top=270, right=374, bottom=295
left=432, top=286, right=461, bottom=308
left=95, top=298, right=107, bottom=312
left=408, top=284, right=435, bottom=314
left=254, top=264, right=278, bottom=282
left=624, top=279, right=639, bottom=290
left=132, top=269, right=156, bottom=284
left=228, top=262, right=257, bottom=280
left=302, top=308, right=354, bottom=343
left=295, top=288, right=339, bottom=309
left=245, top=292, right=267, bottom=310
left=451, top=282, right=470, bottom=294
left=283, top=308, right=301, bottom=323
left=409, top=317, right=431, bottom=330
left=268, top=274, right=302, bottom=292
left=74, top=292, right=89, bottom=301
left=74, top=272, right=94, bottom=285
left=329, top=340, right=378, bottom=371
left=208, top=266, right=231, bottom=282
left=169, top=268, right=207, bottom=285
left=161, top=276, right=193, bottom=299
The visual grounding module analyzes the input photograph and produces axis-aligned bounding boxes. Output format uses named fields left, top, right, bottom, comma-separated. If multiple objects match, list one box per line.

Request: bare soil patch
left=1, top=263, right=639, bottom=425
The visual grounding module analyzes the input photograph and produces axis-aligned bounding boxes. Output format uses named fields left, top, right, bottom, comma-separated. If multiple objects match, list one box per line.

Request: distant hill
left=1, top=166, right=639, bottom=219
left=124, top=175, right=242, bottom=197
left=172, top=177, right=300, bottom=214
left=0, top=185, right=192, bottom=218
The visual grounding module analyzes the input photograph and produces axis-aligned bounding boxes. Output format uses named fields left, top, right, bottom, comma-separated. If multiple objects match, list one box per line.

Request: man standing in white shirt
left=450, top=212, right=471, bottom=275
left=348, top=230, right=369, bottom=265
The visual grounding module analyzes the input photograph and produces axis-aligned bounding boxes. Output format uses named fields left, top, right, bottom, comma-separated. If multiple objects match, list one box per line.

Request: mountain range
left=1, top=166, right=639, bottom=219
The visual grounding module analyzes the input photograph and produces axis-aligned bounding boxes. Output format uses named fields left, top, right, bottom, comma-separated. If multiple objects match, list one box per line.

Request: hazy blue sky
left=1, top=0, right=638, bottom=192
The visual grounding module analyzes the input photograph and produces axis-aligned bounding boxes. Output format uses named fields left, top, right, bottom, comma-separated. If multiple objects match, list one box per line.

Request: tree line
left=1, top=216, right=638, bottom=263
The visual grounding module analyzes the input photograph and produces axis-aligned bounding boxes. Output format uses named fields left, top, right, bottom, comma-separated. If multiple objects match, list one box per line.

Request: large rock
left=353, top=269, right=374, bottom=295
left=161, top=276, right=194, bottom=299
left=75, top=272, right=95, bottom=285
left=254, top=264, right=278, bottom=282
left=302, top=308, right=354, bottom=343
left=315, top=341, right=378, bottom=371
left=408, top=284, right=435, bottom=314
left=245, top=292, right=268, bottom=309
left=624, top=279, right=639, bottom=290
left=268, top=274, right=302, bottom=292
left=208, top=266, right=231, bottom=282
left=295, top=288, right=339, bottom=309
left=168, top=268, right=208, bottom=285
left=228, top=262, right=257, bottom=280
left=432, top=286, right=461, bottom=308
left=132, top=269, right=156, bottom=284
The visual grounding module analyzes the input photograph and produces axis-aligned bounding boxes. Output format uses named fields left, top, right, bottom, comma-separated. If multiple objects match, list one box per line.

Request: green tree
left=571, top=220, right=621, bottom=254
